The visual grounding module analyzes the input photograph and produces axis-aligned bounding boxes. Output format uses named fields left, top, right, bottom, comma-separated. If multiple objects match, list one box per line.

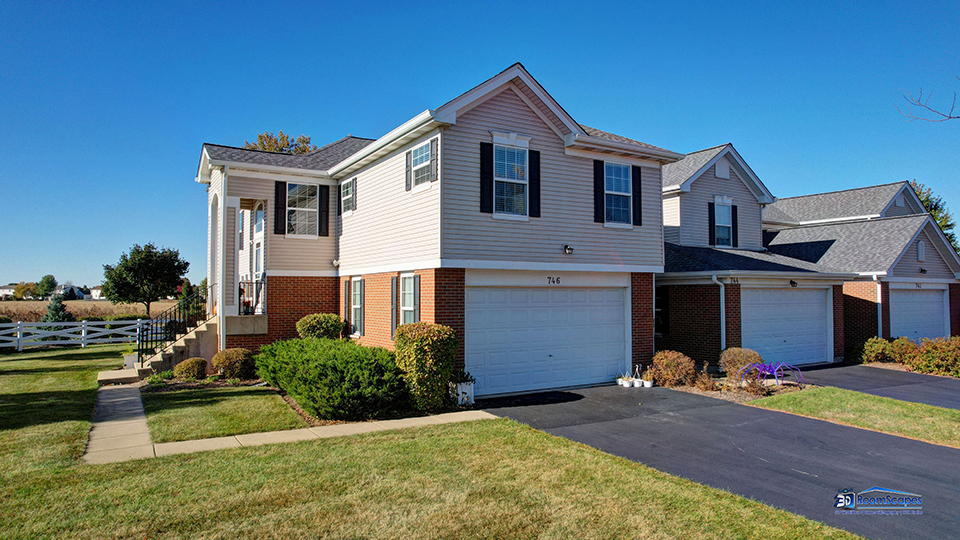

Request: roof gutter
left=874, top=274, right=884, bottom=338
left=563, top=132, right=684, bottom=163
left=328, top=110, right=439, bottom=177
left=712, top=275, right=726, bottom=351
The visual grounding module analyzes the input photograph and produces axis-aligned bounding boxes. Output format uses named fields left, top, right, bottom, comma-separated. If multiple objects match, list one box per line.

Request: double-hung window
left=494, top=144, right=527, bottom=216
left=604, top=163, right=632, bottom=224
left=411, top=143, right=431, bottom=187
left=239, top=211, right=244, bottom=249
left=351, top=277, right=363, bottom=335
left=714, top=203, right=732, bottom=247
left=286, top=183, right=318, bottom=236
left=341, top=178, right=356, bottom=213
left=400, top=274, right=416, bottom=324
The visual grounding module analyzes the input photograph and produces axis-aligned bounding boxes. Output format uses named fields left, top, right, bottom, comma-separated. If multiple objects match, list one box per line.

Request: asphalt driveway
left=800, top=364, right=960, bottom=410
left=481, top=386, right=960, bottom=540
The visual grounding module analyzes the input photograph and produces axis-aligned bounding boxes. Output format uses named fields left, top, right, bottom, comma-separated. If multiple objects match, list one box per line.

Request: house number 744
left=547, top=276, right=561, bottom=285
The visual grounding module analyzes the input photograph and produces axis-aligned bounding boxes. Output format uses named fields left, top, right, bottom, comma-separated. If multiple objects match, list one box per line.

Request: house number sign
left=547, top=276, right=561, bottom=285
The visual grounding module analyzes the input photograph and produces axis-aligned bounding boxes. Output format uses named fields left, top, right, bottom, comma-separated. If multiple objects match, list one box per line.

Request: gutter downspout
left=712, top=275, right=725, bottom=351
left=874, top=275, right=883, bottom=339
left=219, top=166, right=228, bottom=352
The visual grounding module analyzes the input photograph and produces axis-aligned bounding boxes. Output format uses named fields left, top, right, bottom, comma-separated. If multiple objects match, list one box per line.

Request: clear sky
left=1, top=1, right=958, bottom=287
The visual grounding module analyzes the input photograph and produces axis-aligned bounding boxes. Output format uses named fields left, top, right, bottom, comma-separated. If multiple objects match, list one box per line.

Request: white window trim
left=493, top=143, right=529, bottom=217
left=714, top=196, right=733, bottom=248
left=409, top=180, right=433, bottom=195
left=341, top=178, right=356, bottom=214
left=411, top=142, right=431, bottom=187
left=285, top=182, right=320, bottom=237
left=604, top=161, right=632, bottom=225
left=400, top=273, right=416, bottom=325
left=491, top=213, right=529, bottom=222
left=350, top=277, right=363, bottom=336
left=254, top=202, right=265, bottom=234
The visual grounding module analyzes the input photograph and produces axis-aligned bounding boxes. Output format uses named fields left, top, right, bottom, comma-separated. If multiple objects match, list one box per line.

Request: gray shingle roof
left=661, top=144, right=728, bottom=189
left=763, top=214, right=929, bottom=274
left=763, top=181, right=907, bottom=223
left=580, top=126, right=677, bottom=154
left=664, top=243, right=845, bottom=274
left=203, top=136, right=375, bottom=172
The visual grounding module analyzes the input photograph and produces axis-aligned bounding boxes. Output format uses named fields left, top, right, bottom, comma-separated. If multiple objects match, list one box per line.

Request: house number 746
left=547, top=276, right=561, bottom=285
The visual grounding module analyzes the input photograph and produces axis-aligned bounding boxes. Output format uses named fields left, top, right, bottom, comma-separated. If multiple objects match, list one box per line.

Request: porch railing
left=137, top=283, right=213, bottom=364
left=239, top=278, right=267, bottom=315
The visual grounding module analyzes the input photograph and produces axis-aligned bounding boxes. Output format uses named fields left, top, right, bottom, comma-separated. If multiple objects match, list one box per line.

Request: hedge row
left=862, top=336, right=960, bottom=378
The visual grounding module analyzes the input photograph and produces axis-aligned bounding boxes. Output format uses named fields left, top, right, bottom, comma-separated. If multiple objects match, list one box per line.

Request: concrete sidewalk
left=83, top=384, right=497, bottom=464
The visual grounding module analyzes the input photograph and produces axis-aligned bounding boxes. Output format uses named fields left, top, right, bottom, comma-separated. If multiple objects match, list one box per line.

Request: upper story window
left=494, top=144, right=527, bottom=216
left=255, top=203, right=264, bottom=234
left=411, top=143, right=431, bottom=187
left=286, top=183, right=318, bottom=236
left=604, top=163, right=632, bottom=224
left=714, top=202, right=732, bottom=247
left=341, top=178, right=357, bottom=213
left=239, top=210, right=244, bottom=249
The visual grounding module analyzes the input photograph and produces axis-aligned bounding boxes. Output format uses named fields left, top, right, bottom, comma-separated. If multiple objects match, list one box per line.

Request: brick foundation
left=631, top=273, right=654, bottom=369
left=842, top=281, right=879, bottom=356
left=656, top=282, right=739, bottom=366
left=225, top=275, right=338, bottom=353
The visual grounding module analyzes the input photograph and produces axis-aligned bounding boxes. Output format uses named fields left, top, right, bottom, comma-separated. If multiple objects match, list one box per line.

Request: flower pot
left=643, top=380, right=653, bottom=388
left=449, top=381, right=475, bottom=406
left=633, top=379, right=643, bottom=387
left=618, top=379, right=630, bottom=387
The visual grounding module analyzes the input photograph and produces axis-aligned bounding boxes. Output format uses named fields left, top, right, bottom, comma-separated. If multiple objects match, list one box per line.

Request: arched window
left=255, top=202, right=264, bottom=234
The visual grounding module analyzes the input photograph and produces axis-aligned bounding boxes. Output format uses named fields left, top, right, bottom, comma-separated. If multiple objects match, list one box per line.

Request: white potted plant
left=632, top=366, right=644, bottom=387
left=617, top=373, right=631, bottom=387
left=642, top=368, right=655, bottom=388
left=450, top=369, right=476, bottom=406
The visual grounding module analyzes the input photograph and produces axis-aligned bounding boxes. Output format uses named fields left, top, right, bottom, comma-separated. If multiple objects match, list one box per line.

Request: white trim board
left=337, top=259, right=663, bottom=277
left=465, top=269, right=629, bottom=288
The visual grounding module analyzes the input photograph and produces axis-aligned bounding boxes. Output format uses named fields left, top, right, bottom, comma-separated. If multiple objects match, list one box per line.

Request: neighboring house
left=196, top=63, right=684, bottom=397
left=87, top=286, right=104, bottom=300
left=656, top=143, right=855, bottom=366
left=762, top=182, right=960, bottom=354
left=54, top=285, right=85, bottom=300
left=0, top=284, right=15, bottom=300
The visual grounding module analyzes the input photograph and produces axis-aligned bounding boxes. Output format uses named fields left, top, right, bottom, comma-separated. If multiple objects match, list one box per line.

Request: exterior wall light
left=919, top=267, right=927, bottom=274
left=562, top=244, right=574, bottom=255
left=789, top=280, right=798, bottom=287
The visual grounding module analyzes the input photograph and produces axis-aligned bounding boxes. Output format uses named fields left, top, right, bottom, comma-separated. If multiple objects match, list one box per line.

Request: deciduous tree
left=13, top=282, right=36, bottom=300
left=899, top=77, right=960, bottom=122
left=910, top=180, right=958, bottom=253
left=102, top=243, right=190, bottom=317
left=243, top=130, right=318, bottom=154
left=35, top=274, right=57, bottom=299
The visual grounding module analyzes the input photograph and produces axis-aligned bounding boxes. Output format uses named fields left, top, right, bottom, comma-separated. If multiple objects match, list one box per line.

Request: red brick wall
left=724, top=283, right=741, bottom=349
left=631, top=273, right=654, bottom=369
left=657, top=283, right=721, bottom=365
left=833, top=285, right=845, bottom=360
left=879, top=281, right=890, bottom=339
left=426, top=268, right=466, bottom=368
left=225, top=275, right=338, bottom=353
left=842, top=281, right=878, bottom=355
left=951, top=283, right=960, bottom=336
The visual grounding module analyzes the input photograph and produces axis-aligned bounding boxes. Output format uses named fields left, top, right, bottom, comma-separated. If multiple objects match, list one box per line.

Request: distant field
left=0, top=300, right=177, bottom=322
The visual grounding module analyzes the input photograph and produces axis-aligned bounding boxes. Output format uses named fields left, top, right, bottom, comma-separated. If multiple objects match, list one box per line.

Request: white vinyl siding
left=663, top=194, right=681, bottom=244
left=400, top=274, right=416, bottom=324
left=604, top=163, right=631, bottom=224
left=676, top=162, right=762, bottom=250
left=411, top=142, right=431, bottom=187
left=337, top=138, right=441, bottom=270
left=441, top=86, right=664, bottom=266
left=341, top=179, right=356, bottom=213
left=494, top=144, right=527, bottom=216
left=883, top=194, right=924, bottom=217
left=891, top=227, right=957, bottom=279
left=227, top=175, right=336, bottom=273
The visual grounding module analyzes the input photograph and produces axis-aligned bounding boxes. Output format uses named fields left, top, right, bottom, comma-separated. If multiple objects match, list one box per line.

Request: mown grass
left=0, top=345, right=861, bottom=539
left=751, top=386, right=960, bottom=447
left=142, top=386, right=308, bottom=443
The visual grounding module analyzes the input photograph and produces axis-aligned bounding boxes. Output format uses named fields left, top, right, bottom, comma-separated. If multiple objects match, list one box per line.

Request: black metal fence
left=137, top=284, right=212, bottom=363
left=239, top=278, right=266, bottom=315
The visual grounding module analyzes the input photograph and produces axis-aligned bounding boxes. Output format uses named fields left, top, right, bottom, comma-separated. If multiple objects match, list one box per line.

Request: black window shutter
left=631, top=165, right=642, bottom=226
left=593, top=160, right=604, bottom=223
left=357, top=279, right=364, bottom=336
left=430, top=138, right=438, bottom=183
left=708, top=203, right=716, bottom=246
left=731, top=205, right=738, bottom=248
left=479, top=143, right=493, bottom=213
left=528, top=150, right=541, bottom=218
left=274, top=181, right=287, bottom=235
left=319, top=185, right=329, bottom=237
left=350, top=179, right=357, bottom=211
left=337, top=184, right=342, bottom=216
left=405, top=151, right=412, bottom=191
left=343, top=280, right=351, bottom=332
left=413, top=275, right=421, bottom=322
left=390, top=276, right=398, bottom=338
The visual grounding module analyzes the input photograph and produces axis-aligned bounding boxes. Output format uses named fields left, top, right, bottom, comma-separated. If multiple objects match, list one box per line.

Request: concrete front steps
left=97, top=320, right=218, bottom=386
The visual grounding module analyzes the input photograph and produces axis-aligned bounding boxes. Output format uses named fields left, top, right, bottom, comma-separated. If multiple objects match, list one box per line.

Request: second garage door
left=741, top=288, right=830, bottom=365
left=464, top=287, right=627, bottom=397
left=890, top=289, right=947, bottom=340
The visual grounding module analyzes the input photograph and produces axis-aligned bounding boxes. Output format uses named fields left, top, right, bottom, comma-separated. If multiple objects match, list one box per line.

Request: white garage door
left=741, top=288, right=830, bottom=366
left=464, top=287, right=626, bottom=396
left=890, top=289, right=947, bottom=340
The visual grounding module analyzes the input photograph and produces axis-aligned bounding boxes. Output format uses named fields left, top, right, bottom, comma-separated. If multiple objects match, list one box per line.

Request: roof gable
left=661, top=143, right=774, bottom=204
left=763, top=181, right=909, bottom=225
left=196, top=136, right=374, bottom=183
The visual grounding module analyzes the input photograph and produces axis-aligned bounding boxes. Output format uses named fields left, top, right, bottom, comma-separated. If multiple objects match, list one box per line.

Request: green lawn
left=0, top=345, right=861, bottom=539
left=142, top=386, right=308, bottom=443
left=751, top=386, right=960, bottom=448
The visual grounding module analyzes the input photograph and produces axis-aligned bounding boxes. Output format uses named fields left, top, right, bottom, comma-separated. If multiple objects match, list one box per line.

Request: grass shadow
left=0, top=389, right=97, bottom=431
left=141, top=387, right=280, bottom=414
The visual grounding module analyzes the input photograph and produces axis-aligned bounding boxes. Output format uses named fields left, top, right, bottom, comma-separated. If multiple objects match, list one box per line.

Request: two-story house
left=195, top=63, right=683, bottom=397
left=762, top=182, right=960, bottom=355
left=656, top=144, right=854, bottom=367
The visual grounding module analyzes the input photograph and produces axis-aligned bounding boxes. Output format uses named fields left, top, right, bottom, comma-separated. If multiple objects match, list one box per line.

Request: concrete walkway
left=83, top=384, right=497, bottom=464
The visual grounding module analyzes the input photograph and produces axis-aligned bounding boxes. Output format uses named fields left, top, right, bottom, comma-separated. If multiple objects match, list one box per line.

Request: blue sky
left=1, top=1, right=958, bottom=287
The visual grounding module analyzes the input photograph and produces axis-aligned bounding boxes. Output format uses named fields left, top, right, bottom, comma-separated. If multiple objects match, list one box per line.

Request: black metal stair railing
left=238, top=277, right=267, bottom=315
left=137, top=283, right=213, bottom=364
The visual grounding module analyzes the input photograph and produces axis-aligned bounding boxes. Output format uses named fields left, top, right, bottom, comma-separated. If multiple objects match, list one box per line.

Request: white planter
left=618, top=379, right=629, bottom=387
left=450, top=382, right=475, bottom=406
left=643, top=380, right=653, bottom=388
left=633, top=379, right=643, bottom=387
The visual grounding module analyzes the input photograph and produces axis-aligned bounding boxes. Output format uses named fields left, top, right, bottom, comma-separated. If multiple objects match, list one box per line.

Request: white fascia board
left=206, top=159, right=330, bottom=179
left=796, top=214, right=882, bottom=226
left=196, top=147, right=211, bottom=184
left=724, top=145, right=776, bottom=203
left=679, top=145, right=774, bottom=203
left=658, top=270, right=858, bottom=280
left=885, top=277, right=956, bottom=286
left=226, top=168, right=337, bottom=185
left=858, top=272, right=888, bottom=277
left=563, top=132, right=684, bottom=162
left=328, top=110, right=439, bottom=178
left=879, top=182, right=922, bottom=216
left=565, top=148, right=662, bottom=168
left=338, top=258, right=663, bottom=277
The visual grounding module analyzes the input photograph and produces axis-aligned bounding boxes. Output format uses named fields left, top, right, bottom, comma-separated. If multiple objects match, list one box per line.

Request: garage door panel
left=741, top=288, right=829, bottom=366
left=890, top=289, right=946, bottom=340
left=466, top=286, right=627, bottom=396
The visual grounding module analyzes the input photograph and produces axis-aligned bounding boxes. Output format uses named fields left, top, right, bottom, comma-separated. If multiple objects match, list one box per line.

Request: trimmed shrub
left=256, top=338, right=409, bottom=420
left=889, top=336, right=919, bottom=364
left=296, top=313, right=346, bottom=340
left=903, top=337, right=960, bottom=377
left=862, top=337, right=892, bottom=363
left=694, top=362, right=718, bottom=391
left=394, top=323, right=458, bottom=411
left=212, top=348, right=256, bottom=379
left=173, top=357, right=207, bottom=380
left=719, top=347, right=763, bottom=387
left=651, top=350, right=695, bottom=387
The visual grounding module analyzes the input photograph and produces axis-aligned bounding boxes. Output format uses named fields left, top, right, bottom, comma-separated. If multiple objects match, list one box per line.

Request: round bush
left=861, top=337, right=892, bottom=363
left=296, top=313, right=346, bottom=340
left=173, top=357, right=207, bottom=380
left=651, top=350, right=695, bottom=387
left=394, top=323, right=458, bottom=411
left=719, top=347, right=763, bottom=387
left=212, top=348, right=255, bottom=379
left=889, top=336, right=918, bottom=364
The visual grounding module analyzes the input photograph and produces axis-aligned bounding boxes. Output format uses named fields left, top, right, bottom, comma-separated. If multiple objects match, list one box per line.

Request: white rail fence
left=0, top=320, right=148, bottom=351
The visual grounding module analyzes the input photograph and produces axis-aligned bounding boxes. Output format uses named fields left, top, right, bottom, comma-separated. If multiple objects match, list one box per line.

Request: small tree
left=243, top=130, right=318, bottom=154
left=41, top=294, right=75, bottom=324
left=102, top=243, right=190, bottom=317
left=35, top=275, right=57, bottom=299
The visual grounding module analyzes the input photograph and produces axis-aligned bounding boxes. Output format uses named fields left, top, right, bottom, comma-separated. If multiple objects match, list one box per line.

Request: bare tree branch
left=898, top=76, right=960, bottom=122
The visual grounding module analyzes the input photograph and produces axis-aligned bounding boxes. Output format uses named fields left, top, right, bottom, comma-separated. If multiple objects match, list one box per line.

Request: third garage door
left=890, top=289, right=947, bottom=340
left=741, top=288, right=830, bottom=365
